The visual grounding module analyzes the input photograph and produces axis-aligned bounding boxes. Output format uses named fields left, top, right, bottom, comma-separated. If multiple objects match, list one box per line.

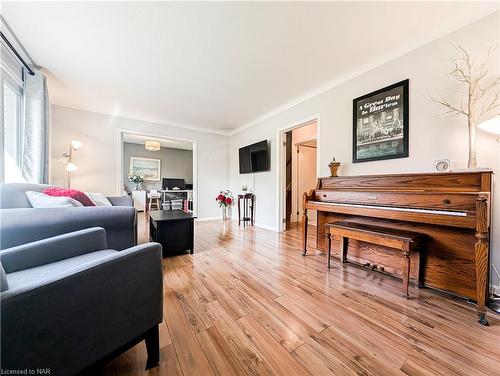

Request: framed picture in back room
left=352, top=79, right=409, bottom=163
left=130, top=157, right=161, bottom=181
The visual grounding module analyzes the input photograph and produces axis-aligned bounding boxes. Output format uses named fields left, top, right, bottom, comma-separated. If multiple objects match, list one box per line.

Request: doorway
left=117, top=129, right=198, bottom=216
left=279, top=117, right=318, bottom=231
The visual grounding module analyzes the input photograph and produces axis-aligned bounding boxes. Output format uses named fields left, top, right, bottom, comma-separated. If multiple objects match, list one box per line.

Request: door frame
left=275, top=114, right=320, bottom=232
left=116, top=128, right=198, bottom=216
left=284, top=130, right=293, bottom=231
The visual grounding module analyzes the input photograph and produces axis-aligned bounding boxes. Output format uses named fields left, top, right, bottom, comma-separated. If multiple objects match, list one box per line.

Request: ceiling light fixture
left=145, top=140, right=161, bottom=151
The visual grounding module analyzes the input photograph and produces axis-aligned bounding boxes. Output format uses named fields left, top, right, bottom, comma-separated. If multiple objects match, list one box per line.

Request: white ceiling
left=122, top=133, right=193, bottom=150
left=3, top=2, right=499, bottom=133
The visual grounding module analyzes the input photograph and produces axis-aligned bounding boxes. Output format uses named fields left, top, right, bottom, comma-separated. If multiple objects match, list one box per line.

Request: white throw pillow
left=26, top=191, right=83, bottom=208
left=85, top=192, right=113, bottom=206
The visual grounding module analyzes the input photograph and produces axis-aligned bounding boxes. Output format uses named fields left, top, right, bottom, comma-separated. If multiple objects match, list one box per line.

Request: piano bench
left=325, top=221, right=424, bottom=298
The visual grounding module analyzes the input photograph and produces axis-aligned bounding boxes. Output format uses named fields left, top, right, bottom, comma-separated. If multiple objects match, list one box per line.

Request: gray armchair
left=0, top=227, right=163, bottom=375
left=0, top=183, right=136, bottom=250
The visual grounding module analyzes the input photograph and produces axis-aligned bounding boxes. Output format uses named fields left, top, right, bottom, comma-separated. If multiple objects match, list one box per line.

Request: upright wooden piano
left=302, top=171, right=492, bottom=325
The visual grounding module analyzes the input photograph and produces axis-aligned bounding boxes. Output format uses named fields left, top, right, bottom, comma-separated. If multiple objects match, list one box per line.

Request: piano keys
left=319, top=202, right=468, bottom=216
left=302, top=171, right=492, bottom=325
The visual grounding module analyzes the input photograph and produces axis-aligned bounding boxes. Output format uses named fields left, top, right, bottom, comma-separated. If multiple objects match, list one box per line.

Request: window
left=2, top=79, right=24, bottom=182
left=1, top=40, right=25, bottom=183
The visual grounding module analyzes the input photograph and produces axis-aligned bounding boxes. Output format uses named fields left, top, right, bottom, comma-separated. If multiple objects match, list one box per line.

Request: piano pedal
left=466, top=298, right=477, bottom=307
left=466, top=300, right=490, bottom=326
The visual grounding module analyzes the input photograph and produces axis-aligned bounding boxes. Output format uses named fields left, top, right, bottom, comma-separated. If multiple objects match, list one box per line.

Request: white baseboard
left=254, top=222, right=280, bottom=232
left=491, top=262, right=500, bottom=296
left=226, top=216, right=279, bottom=231
left=492, top=284, right=500, bottom=297
left=196, top=217, right=278, bottom=232
left=196, top=216, right=221, bottom=222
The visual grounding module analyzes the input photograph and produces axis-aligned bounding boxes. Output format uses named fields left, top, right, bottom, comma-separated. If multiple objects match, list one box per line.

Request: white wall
left=123, top=142, right=193, bottom=192
left=50, top=105, right=229, bottom=219
left=229, top=13, right=500, bottom=286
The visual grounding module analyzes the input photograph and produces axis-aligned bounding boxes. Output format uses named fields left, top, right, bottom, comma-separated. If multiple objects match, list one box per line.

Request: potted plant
left=128, top=173, right=145, bottom=191
left=216, top=190, right=233, bottom=220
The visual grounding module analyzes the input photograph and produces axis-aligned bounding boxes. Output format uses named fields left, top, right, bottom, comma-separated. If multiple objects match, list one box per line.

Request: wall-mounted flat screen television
left=239, top=140, right=269, bottom=174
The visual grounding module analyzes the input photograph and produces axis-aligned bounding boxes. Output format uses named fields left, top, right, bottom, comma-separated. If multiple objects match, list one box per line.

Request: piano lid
left=317, top=170, right=492, bottom=193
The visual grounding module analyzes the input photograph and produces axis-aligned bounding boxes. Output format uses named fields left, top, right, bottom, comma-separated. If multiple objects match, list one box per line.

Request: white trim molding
left=59, top=105, right=230, bottom=136
left=117, top=128, right=199, bottom=217
left=1, top=15, right=38, bottom=68
left=254, top=222, right=280, bottom=232
left=275, top=114, right=320, bottom=232
left=196, top=216, right=222, bottom=222
left=227, top=19, right=497, bottom=137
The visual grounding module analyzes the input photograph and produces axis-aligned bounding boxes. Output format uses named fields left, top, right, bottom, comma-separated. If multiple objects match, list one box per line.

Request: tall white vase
left=221, top=206, right=227, bottom=220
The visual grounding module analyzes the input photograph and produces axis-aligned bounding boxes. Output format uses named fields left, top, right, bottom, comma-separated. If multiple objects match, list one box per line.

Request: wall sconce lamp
left=58, top=140, right=83, bottom=188
left=479, top=115, right=500, bottom=142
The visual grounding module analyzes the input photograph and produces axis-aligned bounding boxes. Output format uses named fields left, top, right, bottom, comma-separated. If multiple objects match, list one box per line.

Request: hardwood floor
left=98, top=214, right=500, bottom=376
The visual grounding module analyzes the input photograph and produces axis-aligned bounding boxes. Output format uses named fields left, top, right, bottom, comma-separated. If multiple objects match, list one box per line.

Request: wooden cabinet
left=149, top=210, right=196, bottom=256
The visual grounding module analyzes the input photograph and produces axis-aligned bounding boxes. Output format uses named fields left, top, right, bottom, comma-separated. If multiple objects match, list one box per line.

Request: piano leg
left=475, top=195, right=489, bottom=326
left=302, top=208, right=308, bottom=256
left=475, top=233, right=489, bottom=326
left=340, top=236, right=347, bottom=263
left=402, top=248, right=411, bottom=299
left=325, top=233, right=332, bottom=268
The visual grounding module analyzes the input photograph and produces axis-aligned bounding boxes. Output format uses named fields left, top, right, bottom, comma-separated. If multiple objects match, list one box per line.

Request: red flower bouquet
left=216, top=190, right=233, bottom=207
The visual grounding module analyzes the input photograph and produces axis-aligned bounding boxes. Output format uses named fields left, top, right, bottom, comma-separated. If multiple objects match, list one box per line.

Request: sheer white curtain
left=22, top=69, right=49, bottom=183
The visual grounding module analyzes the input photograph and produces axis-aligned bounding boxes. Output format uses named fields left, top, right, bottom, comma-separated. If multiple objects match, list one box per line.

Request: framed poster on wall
left=353, top=79, right=409, bottom=163
left=130, top=157, right=161, bottom=181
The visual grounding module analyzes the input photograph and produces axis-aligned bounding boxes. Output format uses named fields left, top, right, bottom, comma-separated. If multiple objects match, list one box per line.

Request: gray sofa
left=0, top=227, right=163, bottom=375
left=0, top=183, right=136, bottom=250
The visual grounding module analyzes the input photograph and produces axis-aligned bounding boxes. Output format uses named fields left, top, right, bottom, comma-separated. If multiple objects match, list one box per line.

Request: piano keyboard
left=318, top=202, right=468, bottom=217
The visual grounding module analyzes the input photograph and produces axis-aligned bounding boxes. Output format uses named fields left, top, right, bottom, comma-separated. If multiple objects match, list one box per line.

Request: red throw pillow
left=43, top=187, right=95, bottom=206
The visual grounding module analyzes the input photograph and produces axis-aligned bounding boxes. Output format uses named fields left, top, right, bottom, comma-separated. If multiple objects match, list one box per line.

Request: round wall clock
left=433, top=159, right=453, bottom=172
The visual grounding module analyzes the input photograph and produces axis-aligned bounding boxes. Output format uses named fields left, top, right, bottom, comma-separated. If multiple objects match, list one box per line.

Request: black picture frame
left=352, top=79, right=409, bottom=163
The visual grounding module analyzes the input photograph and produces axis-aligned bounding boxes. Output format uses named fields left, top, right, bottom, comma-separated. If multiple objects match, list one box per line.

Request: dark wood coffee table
left=149, top=210, right=196, bottom=256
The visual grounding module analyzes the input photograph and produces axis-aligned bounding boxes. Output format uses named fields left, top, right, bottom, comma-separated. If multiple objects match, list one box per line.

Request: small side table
left=149, top=210, right=196, bottom=256
left=238, top=193, right=254, bottom=226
